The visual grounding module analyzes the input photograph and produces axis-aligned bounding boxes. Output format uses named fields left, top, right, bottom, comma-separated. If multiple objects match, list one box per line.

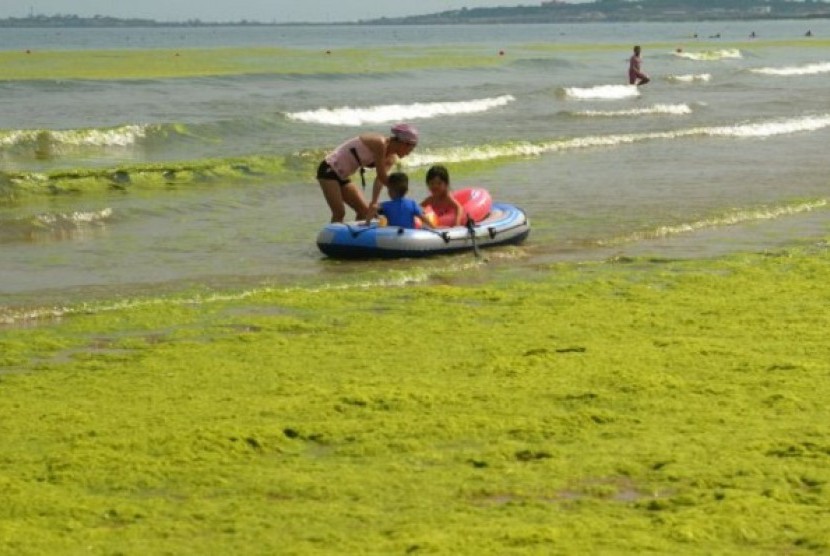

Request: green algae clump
left=1, top=245, right=829, bottom=554
left=0, top=155, right=298, bottom=203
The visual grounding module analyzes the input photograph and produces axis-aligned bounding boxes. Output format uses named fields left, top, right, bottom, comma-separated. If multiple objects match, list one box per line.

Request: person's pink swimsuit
left=629, top=55, right=644, bottom=84
left=325, top=137, right=376, bottom=181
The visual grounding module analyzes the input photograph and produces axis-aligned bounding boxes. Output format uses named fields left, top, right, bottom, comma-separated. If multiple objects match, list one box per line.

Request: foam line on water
left=567, top=104, right=693, bottom=118
left=405, top=113, right=830, bottom=167
left=598, top=200, right=829, bottom=245
left=674, top=49, right=742, bottom=61
left=0, top=123, right=182, bottom=150
left=666, top=73, right=712, bottom=83
left=749, top=61, right=830, bottom=76
left=285, top=95, right=516, bottom=126
left=700, top=115, right=830, bottom=138
left=558, top=84, right=639, bottom=100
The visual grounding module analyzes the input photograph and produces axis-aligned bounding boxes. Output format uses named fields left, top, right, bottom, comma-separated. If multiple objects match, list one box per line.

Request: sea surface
left=2, top=20, right=829, bottom=321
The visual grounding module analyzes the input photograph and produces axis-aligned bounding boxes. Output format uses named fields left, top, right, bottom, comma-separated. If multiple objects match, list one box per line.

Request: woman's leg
left=341, top=182, right=370, bottom=220
left=318, top=179, right=347, bottom=222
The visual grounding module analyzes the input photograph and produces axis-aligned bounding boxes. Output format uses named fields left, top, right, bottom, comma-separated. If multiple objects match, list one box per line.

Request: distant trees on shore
left=0, top=14, right=275, bottom=28
left=3, top=1, right=830, bottom=28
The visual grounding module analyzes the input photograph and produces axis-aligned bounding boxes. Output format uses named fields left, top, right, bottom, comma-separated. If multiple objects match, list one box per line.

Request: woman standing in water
left=629, top=45, right=650, bottom=86
left=316, top=123, right=419, bottom=222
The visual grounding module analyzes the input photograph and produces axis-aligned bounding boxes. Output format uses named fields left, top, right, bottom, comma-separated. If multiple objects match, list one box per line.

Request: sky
left=1, top=1, right=591, bottom=23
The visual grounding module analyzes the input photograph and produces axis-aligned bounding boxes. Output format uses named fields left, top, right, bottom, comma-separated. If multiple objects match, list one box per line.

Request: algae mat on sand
left=1, top=246, right=829, bottom=554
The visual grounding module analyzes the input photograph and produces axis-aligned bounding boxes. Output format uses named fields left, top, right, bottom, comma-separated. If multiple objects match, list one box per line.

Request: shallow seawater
left=2, top=21, right=830, bottom=316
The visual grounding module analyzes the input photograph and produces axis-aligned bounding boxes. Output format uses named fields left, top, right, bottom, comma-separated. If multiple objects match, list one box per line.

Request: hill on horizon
left=362, top=0, right=830, bottom=25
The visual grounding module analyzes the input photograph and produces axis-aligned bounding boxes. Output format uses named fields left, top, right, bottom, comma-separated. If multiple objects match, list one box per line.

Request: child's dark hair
left=425, top=165, right=450, bottom=185
left=387, top=172, right=409, bottom=198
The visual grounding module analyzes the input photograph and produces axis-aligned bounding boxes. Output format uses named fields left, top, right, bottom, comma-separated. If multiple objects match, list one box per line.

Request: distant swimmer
left=629, top=45, right=650, bottom=87
left=750, top=31, right=757, bottom=39
left=806, top=30, right=813, bottom=37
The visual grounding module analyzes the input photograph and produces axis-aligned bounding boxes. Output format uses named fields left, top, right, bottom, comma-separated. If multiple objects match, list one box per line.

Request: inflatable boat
left=316, top=202, right=530, bottom=259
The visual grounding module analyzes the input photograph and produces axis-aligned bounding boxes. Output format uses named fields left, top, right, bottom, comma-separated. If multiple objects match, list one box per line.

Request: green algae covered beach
left=2, top=243, right=829, bottom=554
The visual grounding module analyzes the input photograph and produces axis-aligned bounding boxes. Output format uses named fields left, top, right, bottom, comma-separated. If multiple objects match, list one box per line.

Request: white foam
left=0, top=124, right=153, bottom=148
left=405, top=114, right=830, bottom=167
left=560, top=84, right=640, bottom=100
left=53, top=126, right=150, bottom=147
left=674, top=49, right=742, bottom=61
left=699, top=115, right=830, bottom=138
left=749, top=62, right=830, bottom=76
left=285, top=95, right=515, bottom=126
left=666, top=73, right=712, bottom=83
left=571, top=104, right=693, bottom=117
left=35, top=208, right=113, bottom=226
left=0, top=130, right=30, bottom=147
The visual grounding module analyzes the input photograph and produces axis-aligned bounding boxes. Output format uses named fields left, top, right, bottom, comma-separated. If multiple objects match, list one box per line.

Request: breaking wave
left=599, top=199, right=828, bottom=245
left=558, top=84, right=639, bottom=100
left=666, top=73, right=712, bottom=83
left=674, top=49, right=742, bottom=61
left=701, top=115, right=830, bottom=138
left=566, top=104, right=693, bottom=118
left=405, top=113, right=830, bottom=167
left=34, top=207, right=114, bottom=226
left=0, top=208, right=114, bottom=243
left=0, top=123, right=189, bottom=152
left=5, top=114, right=829, bottom=200
left=285, top=95, right=516, bottom=126
left=749, top=61, right=830, bottom=76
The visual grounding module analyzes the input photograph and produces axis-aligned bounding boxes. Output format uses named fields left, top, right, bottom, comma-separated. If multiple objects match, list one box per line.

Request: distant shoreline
left=0, top=18, right=325, bottom=28
left=1, top=13, right=828, bottom=29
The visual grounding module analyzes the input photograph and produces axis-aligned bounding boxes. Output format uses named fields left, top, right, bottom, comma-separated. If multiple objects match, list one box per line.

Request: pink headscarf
left=391, top=123, right=419, bottom=145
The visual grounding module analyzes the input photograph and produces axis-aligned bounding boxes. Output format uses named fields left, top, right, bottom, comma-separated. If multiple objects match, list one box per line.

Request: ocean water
left=2, top=20, right=830, bottom=319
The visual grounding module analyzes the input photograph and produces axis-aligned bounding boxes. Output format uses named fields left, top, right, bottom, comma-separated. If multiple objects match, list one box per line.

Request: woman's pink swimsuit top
left=325, top=137, right=378, bottom=181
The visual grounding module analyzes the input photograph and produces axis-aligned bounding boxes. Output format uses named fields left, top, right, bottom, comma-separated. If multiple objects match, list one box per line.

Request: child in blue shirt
left=379, top=172, right=431, bottom=229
